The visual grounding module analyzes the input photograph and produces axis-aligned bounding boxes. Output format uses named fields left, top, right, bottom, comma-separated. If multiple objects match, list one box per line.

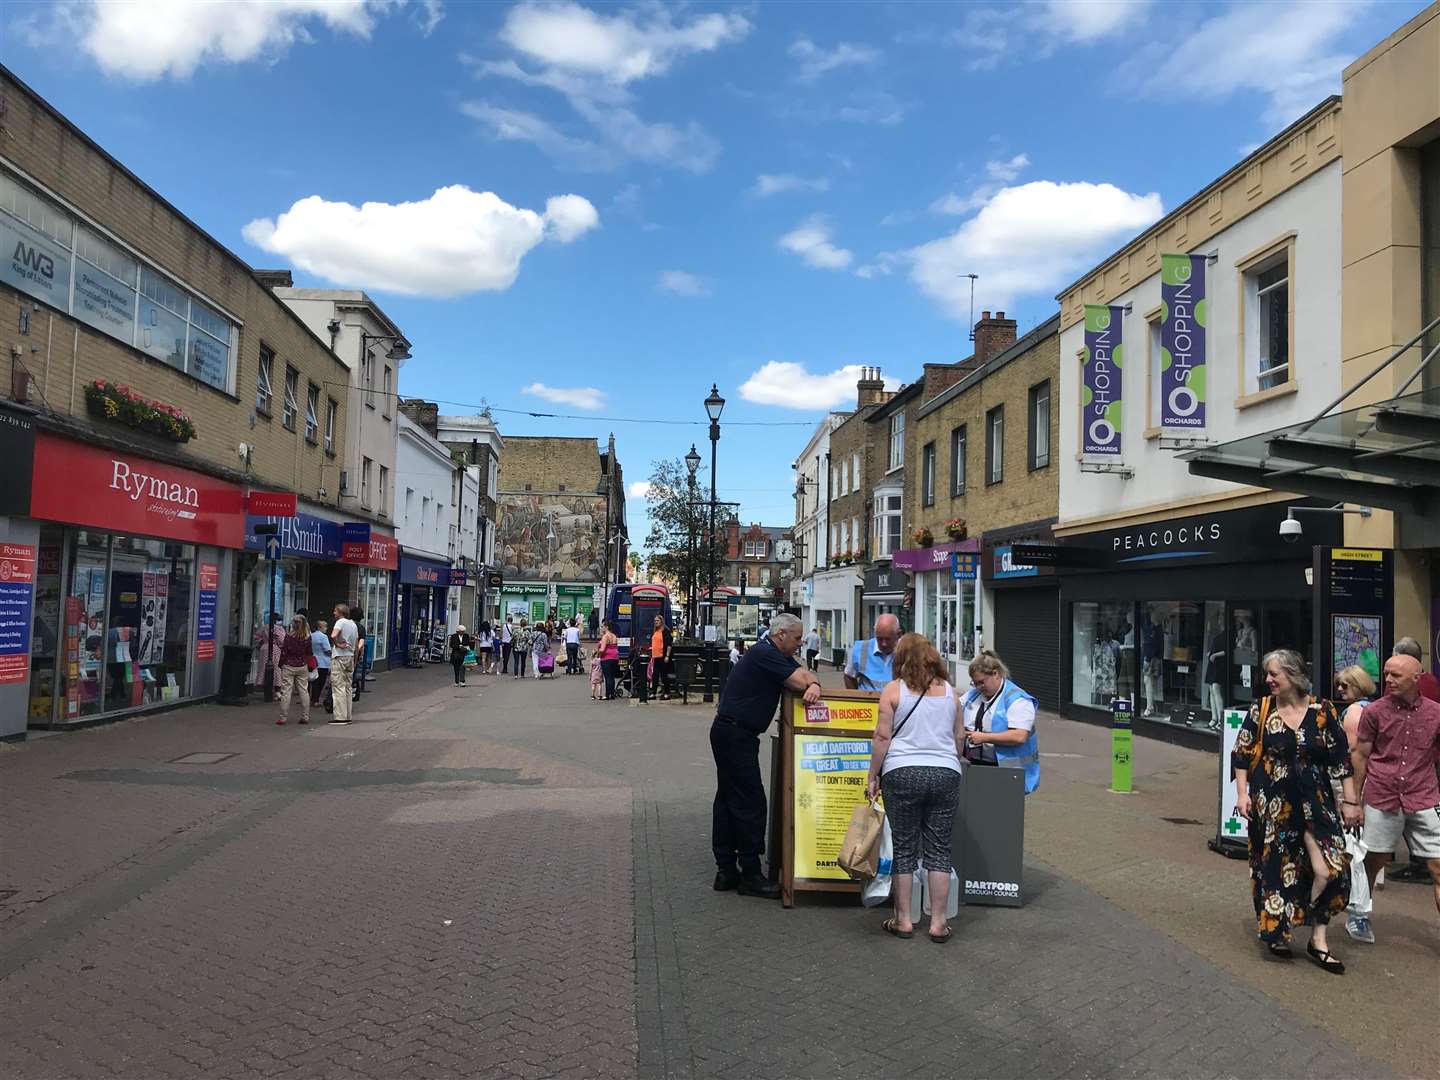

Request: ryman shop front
left=1056, top=500, right=1340, bottom=747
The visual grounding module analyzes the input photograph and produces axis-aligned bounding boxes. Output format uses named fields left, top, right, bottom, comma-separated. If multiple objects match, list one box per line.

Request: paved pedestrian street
left=1, top=666, right=1434, bottom=1080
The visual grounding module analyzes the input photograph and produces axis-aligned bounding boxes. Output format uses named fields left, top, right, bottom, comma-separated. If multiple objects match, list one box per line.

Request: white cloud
left=788, top=38, right=880, bottom=82
left=944, top=1, right=1145, bottom=71
left=32, top=0, right=436, bottom=81
left=242, top=185, right=598, bottom=298
left=740, top=362, right=898, bottom=410
left=522, top=383, right=607, bottom=410
left=752, top=173, right=831, bottom=198
left=931, top=153, right=1031, bottom=216
left=836, top=90, right=907, bottom=126
left=657, top=270, right=710, bottom=297
left=905, top=180, right=1163, bottom=317
left=499, top=1, right=750, bottom=84
left=1120, top=1, right=1363, bottom=126
left=1043, top=0, right=1149, bottom=42
left=985, top=153, right=1030, bottom=181
left=469, top=2, right=745, bottom=172
left=779, top=217, right=853, bottom=270
left=628, top=480, right=654, bottom=499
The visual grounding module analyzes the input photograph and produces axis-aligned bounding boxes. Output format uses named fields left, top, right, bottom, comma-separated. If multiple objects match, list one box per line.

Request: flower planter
left=83, top=381, right=196, bottom=443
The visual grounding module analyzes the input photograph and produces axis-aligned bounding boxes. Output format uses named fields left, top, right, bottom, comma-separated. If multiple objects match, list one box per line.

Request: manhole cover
left=1160, top=816, right=1204, bottom=826
left=168, top=752, right=238, bottom=765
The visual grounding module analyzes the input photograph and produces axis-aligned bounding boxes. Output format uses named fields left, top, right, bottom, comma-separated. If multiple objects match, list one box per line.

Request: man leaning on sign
left=844, top=613, right=900, bottom=691
left=710, top=613, right=822, bottom=900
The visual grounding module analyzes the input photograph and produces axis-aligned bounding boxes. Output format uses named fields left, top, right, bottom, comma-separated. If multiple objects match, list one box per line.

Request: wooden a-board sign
left=768, top=688, right=881, bottom=908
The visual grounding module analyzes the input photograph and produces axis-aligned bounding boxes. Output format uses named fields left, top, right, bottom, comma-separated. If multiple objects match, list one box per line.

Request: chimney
left=973, top=309, right=1017, bottom=365
left=923, top=362, right=969, bottom=400
left=856, top=366, right=887, bottom=408
left=253, top=269, right=293, bottom=290
left=398, top=398, right=440, bottom=437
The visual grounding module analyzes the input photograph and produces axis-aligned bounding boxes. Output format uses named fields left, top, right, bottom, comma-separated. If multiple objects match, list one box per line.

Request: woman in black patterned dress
left=1231, top=649, right=1362, bottom=972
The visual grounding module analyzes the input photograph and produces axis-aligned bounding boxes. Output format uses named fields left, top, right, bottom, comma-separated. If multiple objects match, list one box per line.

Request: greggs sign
left=30, top=433, right=244, bottom=548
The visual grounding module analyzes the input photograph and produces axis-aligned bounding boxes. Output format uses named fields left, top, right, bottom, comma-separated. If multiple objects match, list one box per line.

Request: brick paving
left=0, top=664, right=1422, bottom=1079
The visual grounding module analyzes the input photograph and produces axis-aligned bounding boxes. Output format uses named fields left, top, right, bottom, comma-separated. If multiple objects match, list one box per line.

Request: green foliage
left=641, top=456, right=735, bottom=603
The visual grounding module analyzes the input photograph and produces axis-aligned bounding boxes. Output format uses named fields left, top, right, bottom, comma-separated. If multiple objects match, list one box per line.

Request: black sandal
left=1266, top=942, right=1293, bottom=960
left=881, top=918, right=914, bottom=939
left=1306, top=942, right=1345, bottom=974
left=928, top=926, right=952, bottom=944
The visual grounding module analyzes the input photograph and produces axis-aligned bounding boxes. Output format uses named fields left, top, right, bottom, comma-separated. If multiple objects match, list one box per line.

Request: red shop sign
left=30, top=433, right=245, bottom=548
left=247, top=491, right=297, bottom=517
left=344, top=532, right=398, bottom=571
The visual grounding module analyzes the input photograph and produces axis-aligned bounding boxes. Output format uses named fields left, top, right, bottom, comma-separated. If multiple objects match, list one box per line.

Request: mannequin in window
left=1203, top=617, right=1226, bottom=730
left=1140, top=613, right=1163, bottom=717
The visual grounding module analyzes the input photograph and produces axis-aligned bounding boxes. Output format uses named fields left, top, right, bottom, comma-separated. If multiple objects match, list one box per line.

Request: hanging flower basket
left=84, top=380, right=196, bottom=443
left=945, top=518, right=968, bottom=540
left=912, top=527, right=934, bottom=548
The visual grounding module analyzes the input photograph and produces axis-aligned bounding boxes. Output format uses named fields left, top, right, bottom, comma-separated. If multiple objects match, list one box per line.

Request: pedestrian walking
left=564, top=618, right=582, bottom=674
left=598, top=620, right=620, bottom=699
left=253, top=612, right=285, bottom=693
left=865, top=633, right=962, bottom=943
left=1331, top=665, right=1377, bottom=942
left=1394, top=636, right=1440, bottom=702
left=803, top=627, right=821, bottom=672
left=844, top=614, right=900, bottom=691
left=961, top=651, right=1042, bottom=794
left=590, top=649, right=605, bottom=699
left=329, top=603, right=359, bottom=725
left=512, top=619, right=531, bottom=679
left=352, top=610, right=368, bottom=695
left=710, top=613, right=821, bottom=899
left=501, top=617, right=514, bottom=674
left=649, top=614, right=673, bottom=700
left=276, top=615, right=314, bottom=725
left=1232, top=649, right=1359, bottom=970
left=476, top=621, right=493, bottom=675
left=448, top=625, right=474, bottom=686
left=588, top=606, right=599, bottom=640
left=531, top=624, right=550, bottom=678
left=490, top=621, right=504, bottom=673
left=309, top=618, right=331, bottom=707
left=1350, top=652, right=1440, bottom=936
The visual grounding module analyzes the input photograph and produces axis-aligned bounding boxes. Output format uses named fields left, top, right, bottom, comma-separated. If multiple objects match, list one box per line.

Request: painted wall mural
left=497, top=493, right=607, bottom=581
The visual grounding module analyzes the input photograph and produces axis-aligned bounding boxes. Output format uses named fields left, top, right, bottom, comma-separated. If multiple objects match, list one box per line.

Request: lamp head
left=386, top=340, right=412, bottom=361
left=704, top=384, right=725, bottom=422
left=685, top=444, right=701, bottom=476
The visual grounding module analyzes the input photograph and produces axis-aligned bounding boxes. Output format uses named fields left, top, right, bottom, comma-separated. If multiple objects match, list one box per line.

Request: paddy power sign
left=1159, top=254, right=1208, bottom=430
left=1082, top=305, right=1124, bottom=456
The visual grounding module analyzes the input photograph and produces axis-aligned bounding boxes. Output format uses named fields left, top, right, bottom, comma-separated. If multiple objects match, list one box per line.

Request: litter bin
left=218, top=645, right=252, bottom=706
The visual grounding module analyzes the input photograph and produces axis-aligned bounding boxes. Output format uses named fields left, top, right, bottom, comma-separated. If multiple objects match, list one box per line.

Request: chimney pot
left=981, top=310, right=990, bottom=321
left=996, top=310, right=1005, bottom=319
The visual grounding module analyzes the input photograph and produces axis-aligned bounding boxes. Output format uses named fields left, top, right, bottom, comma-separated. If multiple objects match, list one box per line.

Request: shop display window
left=359, top=568, right=390, bottom=663
left=28, top=527, right=64, bottom=722
left=1070, top=601, right=1136, bottom=709
left=1137, top=600, right=1226, bottom=732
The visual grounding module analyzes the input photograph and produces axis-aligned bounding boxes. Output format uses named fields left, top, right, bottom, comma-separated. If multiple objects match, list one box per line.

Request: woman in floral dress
left=1232, top=649, right=1362, bottom=971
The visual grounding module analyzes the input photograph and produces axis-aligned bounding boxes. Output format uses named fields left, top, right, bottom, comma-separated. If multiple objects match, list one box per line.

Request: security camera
left=1279, top=515, right=1302, bottom=544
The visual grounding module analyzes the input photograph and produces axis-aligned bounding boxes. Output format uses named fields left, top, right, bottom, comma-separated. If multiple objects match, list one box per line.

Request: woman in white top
left=865, top=633, right=963, bottom=943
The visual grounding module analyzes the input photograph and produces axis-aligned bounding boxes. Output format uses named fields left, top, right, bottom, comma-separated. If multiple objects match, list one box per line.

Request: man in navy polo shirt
left=711, top=612, right=822, bottom=899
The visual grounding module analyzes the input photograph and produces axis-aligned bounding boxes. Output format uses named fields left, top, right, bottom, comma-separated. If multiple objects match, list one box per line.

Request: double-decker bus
left=605, top=583, right=676, bottom=659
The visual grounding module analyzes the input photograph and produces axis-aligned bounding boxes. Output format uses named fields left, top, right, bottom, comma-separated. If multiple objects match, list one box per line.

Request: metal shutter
left=995, top=587, right=1059, bottom=710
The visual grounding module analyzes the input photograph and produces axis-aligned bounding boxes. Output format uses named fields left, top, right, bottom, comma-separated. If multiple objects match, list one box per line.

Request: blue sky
left=7, top=0, right=1425, bottom=554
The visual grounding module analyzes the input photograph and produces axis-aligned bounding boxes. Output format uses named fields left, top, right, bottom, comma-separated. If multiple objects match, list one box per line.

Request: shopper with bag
left=864, top=633, right=962, bottom=942
left=448, top=625, right=474, bottom=686
left=328, top=603, right=359, bottom=725
left=275, top=615, right=314, bottom=726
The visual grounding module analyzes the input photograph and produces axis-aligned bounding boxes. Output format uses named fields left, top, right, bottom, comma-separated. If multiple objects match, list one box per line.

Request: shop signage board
left=341, top=523, right=372, bottom=564
left=195, top=562, right=219, bottom=661
left=1159, top=254, right=1208, bottom=431
left=0, top=403, right=36, bottom=516
left=951, top=551, right=979, bottom=580
left=31, top=432, right=245, bottom=548
left=1311, top=546, right=1393, bottom=698
left=243, top=513, right=397, bottom=569
left=992, top=546, right=1038, bottom=580
left=1081, top=304, right=1124, bottom=457
left=398, top=555, right=452, bottom=587
left=0, top=542, right=36, bottom=684
left=449, top=568, right=470, bottom=588
left=246, top=491, right=297, bottom=517
left=772, top=690, right=880, bottom=907
left=891, top=537, right=980, bottom=572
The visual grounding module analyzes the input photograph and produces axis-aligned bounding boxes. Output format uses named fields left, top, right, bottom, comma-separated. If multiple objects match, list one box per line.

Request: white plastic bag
left=861, top=818, right=894, bottom=907
left=919, top=864, right=961, bottom=919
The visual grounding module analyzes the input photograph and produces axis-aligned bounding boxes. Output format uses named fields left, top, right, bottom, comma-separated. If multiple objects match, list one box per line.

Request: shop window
left=1071, top=601, right=1136, bottom=709
left=1028, top=380, right=1050, bottom=470
left=257, top=346, right=274, bottom=415
left=360, top=568, right=390, bottom=663
left=922, top=441, right=936, bottom=506
left=950, top=425, right=966, bottom=497
left=74, top=224, right=138, bottom=345
left=282, top=366, right=299, bottom=430
left=986, top=405, right=1004, bottom=485
left=1239, top=237, right=1294, bottom=397
left=873, top=492, right=902, bottom=557
left=305, top=383, right=320, bottom=443
left=325, top=398, right=337, bottom=453
left=888, top=412, right=905, bottom=471
left=138, top=266, right=188, bottom=371
left=1136, top=600, right=1227, bottom=733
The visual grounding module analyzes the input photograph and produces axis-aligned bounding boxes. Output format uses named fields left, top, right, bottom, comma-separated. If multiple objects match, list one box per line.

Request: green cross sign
left=1226, top=712, right=1243, bottom=729
left=1224, top=817, right=1243, bottom=835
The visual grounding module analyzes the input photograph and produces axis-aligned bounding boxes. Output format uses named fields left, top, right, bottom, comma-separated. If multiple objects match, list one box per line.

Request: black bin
left=218, top=645, right=252, bottom=706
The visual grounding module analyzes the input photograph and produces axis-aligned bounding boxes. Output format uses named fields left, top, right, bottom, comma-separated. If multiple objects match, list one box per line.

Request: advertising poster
left=1159, top=254, right=1208, bottom=430
left=1218, top=708, right=1250, bottom=846
left=792, top=734, right=874, bottom=881
left=0, top=543, right=37, bottom=684
left=195, top=563, right=219, bottom=661
left=792, top=695, right=880, bottom=732
left=731, top=601, right=760, bottom=641
left=1332, top=614, right=1382, bottom=683
left=1081, top=304, right=1124, bottom=457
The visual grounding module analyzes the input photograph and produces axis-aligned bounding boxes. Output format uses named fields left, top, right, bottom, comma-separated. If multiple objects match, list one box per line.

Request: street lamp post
left=685, top=444, right=701, bottom=634
left=703, top=385, right=725, bottom=703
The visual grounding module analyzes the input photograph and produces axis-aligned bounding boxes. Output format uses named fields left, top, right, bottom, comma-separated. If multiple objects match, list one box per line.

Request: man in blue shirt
left=711, top=612, right=822, bottom=899
left=843, top=613, right=900, bottom=691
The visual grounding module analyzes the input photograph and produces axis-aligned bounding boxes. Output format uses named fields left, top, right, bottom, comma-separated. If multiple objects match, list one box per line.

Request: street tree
left=641, top=457, right=733, bottom=613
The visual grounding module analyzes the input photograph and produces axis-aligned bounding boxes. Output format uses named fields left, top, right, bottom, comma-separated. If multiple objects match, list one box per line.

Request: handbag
left=306, top=655, right=317, bottom=671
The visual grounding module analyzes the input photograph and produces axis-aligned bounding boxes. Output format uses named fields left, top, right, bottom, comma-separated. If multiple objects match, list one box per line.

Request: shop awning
left=1180, top=386, right=1440, bottom=517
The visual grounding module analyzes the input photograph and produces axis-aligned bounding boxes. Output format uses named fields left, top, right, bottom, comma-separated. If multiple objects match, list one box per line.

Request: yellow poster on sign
left=792, top=696, right=880, bottom=732
left=792, top=733, right=873, bottom=880
left=1332, top=548, right=1382, bottom=562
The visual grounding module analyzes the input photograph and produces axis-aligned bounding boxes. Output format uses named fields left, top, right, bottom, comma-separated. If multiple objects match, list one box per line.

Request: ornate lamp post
left=685, top=443, right=701, bottom=633
left=703, top=384, right=725, bottom=703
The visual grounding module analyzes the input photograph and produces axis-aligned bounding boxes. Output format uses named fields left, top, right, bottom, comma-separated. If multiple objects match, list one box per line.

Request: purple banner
left=1160, top=254, right=1207, bottom=430
left=1082, top=305, right=1124, bottom=456
left=890, top=538, right=980, bottom=571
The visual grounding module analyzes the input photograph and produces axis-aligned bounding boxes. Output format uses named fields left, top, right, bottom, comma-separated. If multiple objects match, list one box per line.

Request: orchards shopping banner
left=1082, top=305, right=1124, bottom=457
left=1159, top=254, right=1208, bottom=431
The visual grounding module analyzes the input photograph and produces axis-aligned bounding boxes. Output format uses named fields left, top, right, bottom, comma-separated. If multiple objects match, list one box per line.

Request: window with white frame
left=1147, top=313, right=1164, bottom=428
left=831, top=464, right=840, bottom=499
left=851, top=452, right=860, bottom=491
left=888, top=412, right=905, bottom=470
left=405, top=488, right=415, bottom=523
left=305, top=383, right=320, bottom=442
left=383, top=365, right=393, bottom=416
left=744, top=539, right=766, bottom=558
left=361, top=456, right=372, bottom=507
left=831, top=523, right=840, bottom=555
left=851, top=516, right=860, bottom=557
left=282, top=366, right=299, bottom=430
left=986, top=405, right=1004, bottom=485
left=873, top=492, right=902, bottom=557
left=761, top=567, right=771, bottom=586
left=324, top=398, right=337, bottom=453
left=839, top=520, right=849, bottom=553
left=1028, top=381, right=1050, bottom=470
left=378, top=465, right=389, bottom=516
left=1243, top=248, right=1291, bottom=393
left=950, top=425, right=966, bottom=496
left=257, top=346, right=274, bottom=414
left=922, top=441, right=936, bottom=506
left=841, top=458, right=849, bottom=495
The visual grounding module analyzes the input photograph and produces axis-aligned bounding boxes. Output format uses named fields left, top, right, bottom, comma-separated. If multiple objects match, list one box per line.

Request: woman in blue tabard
left=961, top=651, right=1041, bottom=795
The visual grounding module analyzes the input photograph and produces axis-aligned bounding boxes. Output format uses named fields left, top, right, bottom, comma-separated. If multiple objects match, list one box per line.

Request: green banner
left=1110, top=697, right=1133, bottom=793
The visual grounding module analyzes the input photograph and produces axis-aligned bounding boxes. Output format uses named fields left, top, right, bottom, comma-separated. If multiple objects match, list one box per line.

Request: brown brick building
left=0, top=67, right=394, bottom=734
left=719, top=521, right=793, bottom=624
